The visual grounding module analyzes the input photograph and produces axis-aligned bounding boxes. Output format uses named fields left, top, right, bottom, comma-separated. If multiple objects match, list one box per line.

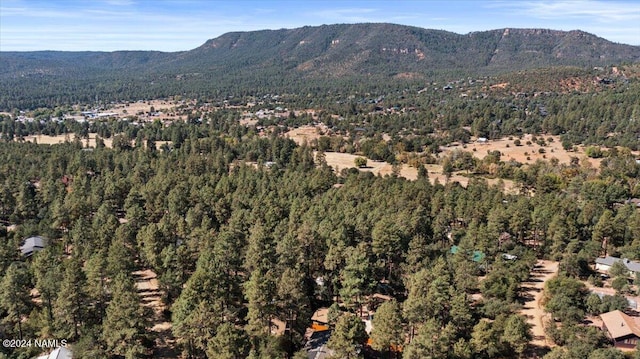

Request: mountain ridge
left=2, top=24, right=639, bottom=76
left=1, top=23, right=639, bottom=109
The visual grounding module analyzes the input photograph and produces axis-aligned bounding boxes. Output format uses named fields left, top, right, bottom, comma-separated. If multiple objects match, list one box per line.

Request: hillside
left=185, top=25, right=640, bottom=77
left=1, top=23, right=640, bottom=109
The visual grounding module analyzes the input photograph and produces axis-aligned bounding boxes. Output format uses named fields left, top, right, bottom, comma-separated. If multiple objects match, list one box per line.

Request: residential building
left=20, top=236, right=47, bottom=257
left=600, top=310, right=640, bottom=349
left=595, top=256, right=640, bottom=277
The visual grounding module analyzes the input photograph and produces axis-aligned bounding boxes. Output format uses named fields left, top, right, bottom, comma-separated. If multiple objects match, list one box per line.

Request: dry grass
left=22, top=133, right=114, bottom=148
left=108, top=99, right=178, bottom=119
left=286, top=125, right=324, bottom=145
left=322, top=152, right=416, bottom=179
left=443, top=134, right=604, bottom=167
left=21, top=133, right=171, bottom=149
left=321, top=152, right=517, bottom=192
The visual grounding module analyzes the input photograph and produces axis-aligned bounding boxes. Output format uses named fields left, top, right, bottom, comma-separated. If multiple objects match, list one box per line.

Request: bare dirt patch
left=23, top=133, right=115, bottom=148
left=322, top=152, right=417, bottom=179
left=393, top=72, right=422, bottom=80
left=286, top=126, right=322, bottom=146
left=108, top=99, right=178, bottom=118
left=521, top=260, right=559, bottom=347
left=322, top=152, right=517, bottom=191
left=443, top=134, right=603, bottom=167
left=21, top=133, right=170, bottom=149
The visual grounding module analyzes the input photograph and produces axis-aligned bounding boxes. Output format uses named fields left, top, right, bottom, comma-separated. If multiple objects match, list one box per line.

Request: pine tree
left=403, top=319, right=456, bottom=359
left=327, top=314, right=367, bottom=359
left=501, top=314, right=531, bottom=357
left=0, top=262, right=31, bottom=339
left=173, top=299, right=221, bottom=358
left=85, top=249, right=109, bottom=324
left=276, top=267, right=310, bottom=345
left=106, top=236, right=136, bottom=279
left=206, top=322, right=250, bottom=359
left=339, top=243, right=374, bottom=314
left=244, top=270, right=276, bottom=337
left=102, top=273, right=149, bottom=357
left=370, top=300, right=403, bottom=356
left=403, top=268, right=432, bottom=339
left=471, top=319, right=500, bottom=358
left=32, top=248, right=62, bottom=326
left=54, top=257, right=88, bottom=340
left=172, top=245, right=242, bottom=357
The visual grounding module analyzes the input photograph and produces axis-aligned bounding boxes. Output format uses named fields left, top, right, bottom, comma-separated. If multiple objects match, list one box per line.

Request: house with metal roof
left=450, top=245, right=485, bottom=262
left=595, top=256, right=640, bottom=277
left=35, top=347, right=72, bottom=359
left=20, top=236, right=47, bottom=257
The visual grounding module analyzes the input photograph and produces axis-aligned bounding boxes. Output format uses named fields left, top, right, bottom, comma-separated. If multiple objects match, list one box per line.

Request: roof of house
left=596, top=256, right=617, bottom=266
left=311, top=308, right=328, bottom=324
left=20, top=235, right=47, bottom=256
left=450, top=245, right=485, bottom=262
left=36, top=347, right=72, bottom=359
left=271, top=318, right=287, bottom=336
left=601, top=310, right=640, bottom=340
left=596, top=256, right=640, bottom=273
left=306, top=329, right=333, bottom=359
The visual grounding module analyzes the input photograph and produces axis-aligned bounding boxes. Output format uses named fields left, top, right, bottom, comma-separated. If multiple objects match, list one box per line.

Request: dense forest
left=2, top=23, right=640, bottom=359
left=1, top=107, right=640, bottom=358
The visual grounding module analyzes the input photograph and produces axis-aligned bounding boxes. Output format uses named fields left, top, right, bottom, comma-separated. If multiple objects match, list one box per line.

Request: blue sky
left=1, top=0, right=639, bottom=51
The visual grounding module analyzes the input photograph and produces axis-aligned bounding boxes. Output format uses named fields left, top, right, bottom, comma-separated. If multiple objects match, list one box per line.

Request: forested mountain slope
left=1, top=23, right=639, bottom=109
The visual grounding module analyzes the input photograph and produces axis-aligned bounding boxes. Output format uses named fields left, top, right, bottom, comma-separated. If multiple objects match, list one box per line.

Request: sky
left=1, top=0, right=639, bottom=52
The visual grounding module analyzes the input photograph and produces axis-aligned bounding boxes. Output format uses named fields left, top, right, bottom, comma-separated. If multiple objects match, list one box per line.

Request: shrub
left=585, top=146, right=604, bottom=158
left=354, top=157, right=368, bottom=168
left=611, top=276, right=629, bottom=293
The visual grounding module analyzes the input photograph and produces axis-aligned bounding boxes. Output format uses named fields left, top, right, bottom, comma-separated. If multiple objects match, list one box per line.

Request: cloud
left=483, top=0, right=640, bottom=44
left=490, top=0, right=640, bottom=22
left=103, top=0, right=135, bottom=6
left=308, top=7, right=381, bottom=23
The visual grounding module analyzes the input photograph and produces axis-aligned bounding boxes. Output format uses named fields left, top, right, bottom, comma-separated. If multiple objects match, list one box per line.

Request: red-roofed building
left=601, top=310, right=640, bottom=349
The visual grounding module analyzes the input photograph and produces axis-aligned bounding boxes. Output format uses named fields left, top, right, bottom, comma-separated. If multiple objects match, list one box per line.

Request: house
left=306, top=308, right=332, bottom=359
left=305, top=329, right=333, bottom=359
left=595, top=256, right=640, bottom=277
left=36, top=346, right=72, bottom=359
left=502, top=253, right=518, bottom=261
left=450, top=245, right=485, bottom=263
left=625, top=198, right=640, bottom=208
left=20, top=236, right=47, bottom=257
left=600, top=310, right=640, bottom=349
left=310, top=308, right=329, bottom=331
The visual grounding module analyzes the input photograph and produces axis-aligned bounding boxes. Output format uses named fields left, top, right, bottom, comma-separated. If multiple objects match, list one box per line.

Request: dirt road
left=521, top=260, right=559, bottom=347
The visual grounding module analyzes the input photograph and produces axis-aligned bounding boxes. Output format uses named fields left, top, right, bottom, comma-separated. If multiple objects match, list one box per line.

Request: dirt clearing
left=321, top=152, right=517, bottom=191
left=286, top=125, right=330, bottom=145
left=443, top=134, right=604, bottom=167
